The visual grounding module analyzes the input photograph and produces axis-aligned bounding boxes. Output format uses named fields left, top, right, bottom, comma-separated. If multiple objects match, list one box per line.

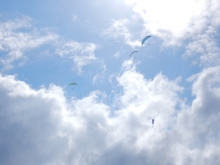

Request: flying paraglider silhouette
left=69, top=82, right=77, bottom=90
left=142, top=35, right=151, bottom=45
left=152, top=119, right=154, bottom=127
left=130, top=51, right=138, bottom=59
left=69, top=82, right=77, bottom=85
left=129, top=35, right=151, bottom=58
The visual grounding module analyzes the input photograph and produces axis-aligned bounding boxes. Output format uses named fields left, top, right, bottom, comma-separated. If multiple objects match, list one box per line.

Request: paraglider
left=69, top=82, right=77, bottom=90
left=128, top=35, right=151, bottom=59
left=130, top=51, right=138, bottom=58
left=69, top=82, right=77, bottom=85
left=152, top=119, right=154, bottom=127
left=142, top=35, right=151, bottom=45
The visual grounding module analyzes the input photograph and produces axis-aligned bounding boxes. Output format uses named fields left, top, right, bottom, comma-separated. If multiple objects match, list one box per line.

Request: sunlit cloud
left=125, top=0, right=220, bottom=45
left=1, top=61, right=220, bottom=164
left=102, top=19, right=141, bottom=48
left=123, top=0, right=220, bottom=67
left=1, top=0, right=220, bottom=164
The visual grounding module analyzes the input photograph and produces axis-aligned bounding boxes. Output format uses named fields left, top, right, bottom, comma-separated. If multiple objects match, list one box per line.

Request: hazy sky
left=1, top=0, right=220, bottom=164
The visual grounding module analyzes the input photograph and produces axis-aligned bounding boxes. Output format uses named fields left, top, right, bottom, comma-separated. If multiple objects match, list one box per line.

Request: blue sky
left=1, top=0, right=220, bottom=164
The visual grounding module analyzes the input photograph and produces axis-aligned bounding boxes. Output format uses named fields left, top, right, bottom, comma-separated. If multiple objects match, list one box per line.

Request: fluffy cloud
left=174, top=66, right=220, bottom=164
left=0, top=74, right=69, bottom=164
left=125, top=0, right=220, bottom=45
left=1, top=62, right=220, bottom=164
left=112, top=0, right=220, bottom=67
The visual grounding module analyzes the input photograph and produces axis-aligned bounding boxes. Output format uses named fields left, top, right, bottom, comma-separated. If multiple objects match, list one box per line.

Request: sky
left=0, top=0, right=220, bottom=164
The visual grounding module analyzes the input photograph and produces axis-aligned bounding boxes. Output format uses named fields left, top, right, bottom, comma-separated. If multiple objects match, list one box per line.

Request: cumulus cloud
left=1, top=61, right=220, bottom=164
left=125, top=0, right=220, bottom=45
left=0, top=74, right=69, bottom=164
left=175, top=66, right=220, bottom=163
left=123, top=0, right=220, bottom=66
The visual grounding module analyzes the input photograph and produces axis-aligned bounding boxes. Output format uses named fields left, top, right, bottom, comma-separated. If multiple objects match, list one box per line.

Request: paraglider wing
left=69, top=82, right=77, bottom=85
left=130, top=51, right=138, bottom=57
left=152, top=119, right=154, bottom=127
left=142, top=35, right=151, bottom=45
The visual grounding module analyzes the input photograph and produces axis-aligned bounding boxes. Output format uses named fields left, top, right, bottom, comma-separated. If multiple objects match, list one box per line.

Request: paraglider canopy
left=142, top=35, right=151, bottom=45
left=130, top=51, right=138, bottom=57
left=69, top=82, right=77, bottom=90
left=152, top=119, right=154, bottom=127
left=69, top=82, right=77, bottom=85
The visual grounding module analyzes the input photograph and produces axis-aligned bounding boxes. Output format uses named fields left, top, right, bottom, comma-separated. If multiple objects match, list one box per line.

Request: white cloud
left=125, top=0, right=220, bottom=46
left=123, top=0, right=220, bottom=67
left=1, top=57, right=220, bottom=164
left=0, top=16, right=100, bottom=73
left=183, top=28, right=220, bottom=67
left=175, top=67, right=220, bottom=163
left=0, top=74, right=69, bottom=164
left=0, top=17, right=59, bottom=70
left=102, top=19, right=141, bottom=48
left=56, top=41, right=98, bottom=73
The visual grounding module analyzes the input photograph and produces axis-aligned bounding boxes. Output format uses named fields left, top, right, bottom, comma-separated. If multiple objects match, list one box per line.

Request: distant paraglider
left=69, top=82, right=77, bottom=90
left=152, top=119, right=154, bottom=127
left=69, top=82, right=77, bottom=85
left=130, top=51, right=138, bottom=58
left=129, top=35, right=151, bottom=59
left=142, top=35, right=151, bottom=45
